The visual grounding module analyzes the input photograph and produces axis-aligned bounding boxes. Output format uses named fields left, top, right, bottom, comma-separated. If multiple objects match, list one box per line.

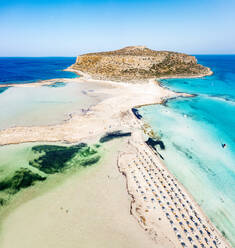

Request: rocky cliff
left=70, top=46, right=212, bottom=81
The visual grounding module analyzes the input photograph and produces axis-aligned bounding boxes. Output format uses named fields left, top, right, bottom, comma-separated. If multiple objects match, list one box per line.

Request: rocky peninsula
left=69, top=46, right=212, bottom=81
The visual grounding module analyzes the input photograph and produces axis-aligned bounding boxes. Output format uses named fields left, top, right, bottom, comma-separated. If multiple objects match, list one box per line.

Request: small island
left=70, top=46, right=212, bottom=81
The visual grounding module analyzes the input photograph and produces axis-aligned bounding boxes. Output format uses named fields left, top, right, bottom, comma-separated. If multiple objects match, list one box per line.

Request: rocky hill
left=70, top=46, right=212, bottom=81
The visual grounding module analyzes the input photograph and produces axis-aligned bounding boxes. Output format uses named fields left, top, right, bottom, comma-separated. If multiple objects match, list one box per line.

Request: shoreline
left=0, top=77, right=79, bottom=88
left=0, top=73, right=186, bottom=146
left=124, top=109, right=231, bottom=247
left=0, top=69, right=232, bottom=247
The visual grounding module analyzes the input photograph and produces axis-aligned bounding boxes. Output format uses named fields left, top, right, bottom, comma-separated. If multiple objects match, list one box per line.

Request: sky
left=0, top=0, right=235, bottom=56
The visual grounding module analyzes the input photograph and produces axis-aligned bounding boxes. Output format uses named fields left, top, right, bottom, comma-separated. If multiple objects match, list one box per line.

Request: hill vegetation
left=70, top=46, right=212, bottom=81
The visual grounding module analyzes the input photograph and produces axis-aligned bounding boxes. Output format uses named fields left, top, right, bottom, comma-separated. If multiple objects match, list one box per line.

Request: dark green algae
left=0, top=168, right=46, bottom=195
left=29, top=143, right=97, bottom=174
left=0, top=131, right=131, bottom=207
left=99, top=131, right=131, bottom=143
left=0, top=143, right=101, bottom=206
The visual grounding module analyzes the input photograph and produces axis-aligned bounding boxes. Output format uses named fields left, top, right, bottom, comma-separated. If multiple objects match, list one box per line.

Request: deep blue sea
left=139, top=55, right=235, bottom=246
left=0, top=57, right=77, bottom=86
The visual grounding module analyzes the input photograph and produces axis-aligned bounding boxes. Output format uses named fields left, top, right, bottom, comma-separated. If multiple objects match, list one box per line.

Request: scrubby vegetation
left=71, top=46, right=211, bottom=81
left=99, top=130, right=131, bottom=143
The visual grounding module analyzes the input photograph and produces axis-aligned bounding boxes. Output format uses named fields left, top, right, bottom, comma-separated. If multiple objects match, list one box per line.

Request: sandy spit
left=0, top=70, right=231, bottom=248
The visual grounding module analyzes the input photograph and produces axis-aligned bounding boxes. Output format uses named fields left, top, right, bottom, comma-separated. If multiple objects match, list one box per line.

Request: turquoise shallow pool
left=139, top=55, right=235, bottom=246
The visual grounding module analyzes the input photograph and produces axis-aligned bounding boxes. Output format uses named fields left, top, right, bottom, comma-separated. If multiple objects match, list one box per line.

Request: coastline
left=0, top=72, right=186, bottom=146
left=0, top=69, right=232, bottom=247
left=122, top=109, right=231, bottom=248
left=0, top=77, right=80, bottom=88
left=156, top=69, right=213, bottom=80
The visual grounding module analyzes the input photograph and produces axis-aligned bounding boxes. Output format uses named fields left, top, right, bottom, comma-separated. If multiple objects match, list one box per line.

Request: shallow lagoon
left=0, top=139, right=158, bottom=248
left=0, top=80, right=107, bottom=130
left=0, top=141, right=101, bottom=208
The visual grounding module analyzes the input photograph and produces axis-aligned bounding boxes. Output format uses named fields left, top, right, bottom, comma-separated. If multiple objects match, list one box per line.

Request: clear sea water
left=0, top=56, right=234, bottom=245
left=0, top=57, right=107, bottom=129
left=0, top=57, right=77, bottom=85
left=139, top=55, right=235, bottom=246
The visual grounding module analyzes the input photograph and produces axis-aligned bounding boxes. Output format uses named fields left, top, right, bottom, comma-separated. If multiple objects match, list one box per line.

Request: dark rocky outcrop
left=146, top=137, right=165, bottom=150
left=132, top=108, right=142, bottom=119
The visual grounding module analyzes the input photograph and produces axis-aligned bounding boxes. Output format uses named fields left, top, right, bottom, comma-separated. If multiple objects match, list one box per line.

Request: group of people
left=127, top=145, right=222, bottom=248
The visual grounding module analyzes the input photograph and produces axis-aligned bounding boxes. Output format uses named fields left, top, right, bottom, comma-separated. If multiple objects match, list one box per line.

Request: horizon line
left=0, top=54, right=235, bottom=58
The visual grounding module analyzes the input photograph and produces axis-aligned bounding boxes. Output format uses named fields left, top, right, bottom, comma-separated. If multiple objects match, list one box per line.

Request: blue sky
left=0, top=0, right=234, bottom=56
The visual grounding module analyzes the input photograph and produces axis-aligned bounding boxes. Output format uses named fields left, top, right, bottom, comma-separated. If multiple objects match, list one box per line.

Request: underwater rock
left=99, top=131, right=131, bottom=143
left=132, top=108, right=142, bottom=119
left=146, top=137, right=165, bottom=150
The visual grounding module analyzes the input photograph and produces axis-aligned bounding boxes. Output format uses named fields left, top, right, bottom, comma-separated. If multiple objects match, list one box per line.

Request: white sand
left=118, top=128, right=231, bottom=248
left=0, top=72, right=231, bottom=247
left=0, top=76, right=188, bottom=146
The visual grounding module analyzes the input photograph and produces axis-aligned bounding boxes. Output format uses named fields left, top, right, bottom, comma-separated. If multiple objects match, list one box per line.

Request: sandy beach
left=0, top=74, right=189, bottom=146
left=0, top=71, right=232, bottom=248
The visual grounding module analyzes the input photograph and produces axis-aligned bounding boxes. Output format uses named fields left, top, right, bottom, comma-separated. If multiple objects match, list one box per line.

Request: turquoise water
left=139, top=55, right=235, bottom=246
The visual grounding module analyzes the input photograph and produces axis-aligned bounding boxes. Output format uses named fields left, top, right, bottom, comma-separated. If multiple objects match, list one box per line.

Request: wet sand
left=118, top=127, right=231, bottom=248
left=0, top=76, right=187, bottom=146
left=0, top=79, right=109, bottom=130
left=0, top=71, right=232, bottom=247
left=0, top=140, right=157, bottom=248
